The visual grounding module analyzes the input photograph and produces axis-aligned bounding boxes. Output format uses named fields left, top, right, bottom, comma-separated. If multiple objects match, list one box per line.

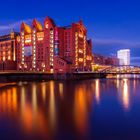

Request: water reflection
left=21, top=86, right=26, bottom=112
left=32, top=83, right=37, bottom=113
left=49, top=81, right=57, bottom=131
left=0, top=87, right=18, bottom=113
left=59, top=83, right=64, bottom=99
left=95, top=79, right=100, bottom=104
left=41, top=83, right=46, bottom=102
left=0, top=79, right=140, bottom=140
left=122, top=79, right=129, bottom=110
left=116, top=79, right=130, bottom=111
left=74, top=86, right=88, bottom=135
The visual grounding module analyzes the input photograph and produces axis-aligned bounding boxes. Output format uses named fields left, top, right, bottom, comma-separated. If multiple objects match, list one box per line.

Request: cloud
left=93, top=38, right=140, bottom=56
left=94, top=39, right=140, bottom=49
left=93, top=39, right=140, bottom=65
left=131, top=57, right=140, bottom=60
left=131, top=57, right=140, bottom=66
left=0, top=17, right=45, bottom=35
left=0, top=25, right=10, bottom=30
left=0, top=20, right=22, bottom=32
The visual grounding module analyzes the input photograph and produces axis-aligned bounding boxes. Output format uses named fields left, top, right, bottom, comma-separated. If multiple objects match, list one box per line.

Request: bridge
left=99, top=65, right=140, bottom=74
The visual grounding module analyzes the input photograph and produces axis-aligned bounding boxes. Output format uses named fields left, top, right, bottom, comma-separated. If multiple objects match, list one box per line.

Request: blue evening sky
left=0, top=0, right=140, bottom=65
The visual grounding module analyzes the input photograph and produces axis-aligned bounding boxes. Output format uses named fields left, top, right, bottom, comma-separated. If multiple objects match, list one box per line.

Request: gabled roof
left=44, top=16, right=56, bottom=27
left=21, top=22, right=32, bottom=34
left=72, top=20, right=87, bottom=32
left=33, top=19, right=43, bottom=32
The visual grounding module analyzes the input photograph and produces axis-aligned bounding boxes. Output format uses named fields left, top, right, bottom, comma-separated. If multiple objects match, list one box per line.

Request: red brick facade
left=17, top=17, right=93, bottom=73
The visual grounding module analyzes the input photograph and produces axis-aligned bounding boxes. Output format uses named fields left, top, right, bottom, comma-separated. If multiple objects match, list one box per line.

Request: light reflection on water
left=116, top=78, right=130, bottom=111
left=95, top=79, right=100, bottom=104
left=0, top=78, right=140, bottom=140
left=122, top=79, right=129, bottom=110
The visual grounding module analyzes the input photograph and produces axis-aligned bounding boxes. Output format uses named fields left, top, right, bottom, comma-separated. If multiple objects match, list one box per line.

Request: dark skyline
left=0, top=0, right=140, bottom=65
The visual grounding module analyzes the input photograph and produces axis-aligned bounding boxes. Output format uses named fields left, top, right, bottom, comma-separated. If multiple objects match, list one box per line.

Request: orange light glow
left=23, top=22, right=32, bottom=34
left=79, top=58, right=83, bottom=62
left=32, top=83, right=37, bottom=113
left=0, top=87, right=17, bottom=113
left=59, top=83, right=63, bottom=99
left=122, top=79, right=129, bottom=110
left=79, top=49, right=83, bottom=53
left=95, top=79, right=100, bottom=104
left=17, top=36, right=20, bottom=42
left=86, top=55, right=92, bottom=60
left=49, top=81, right=56, bottom=130
left=37, top=32, right=44, bottom=41
left=41, top=83, right=46, bottom=102
left=74, top=86, right=88, bottom=135
left=25, top=34, right=31, bottom=43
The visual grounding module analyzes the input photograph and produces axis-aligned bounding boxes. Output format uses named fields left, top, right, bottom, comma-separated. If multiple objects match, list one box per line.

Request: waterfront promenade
left=0, top=71, right=106, bottom=82
left=0, top=70, right=140, bottom=82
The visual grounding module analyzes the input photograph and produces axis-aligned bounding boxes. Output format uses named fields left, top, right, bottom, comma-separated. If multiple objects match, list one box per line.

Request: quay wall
left=0, top=72, right=106, bottom=82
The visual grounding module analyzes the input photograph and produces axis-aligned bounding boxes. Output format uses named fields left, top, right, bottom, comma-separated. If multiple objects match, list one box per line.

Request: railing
left=99, top=65, right=140, bottom=74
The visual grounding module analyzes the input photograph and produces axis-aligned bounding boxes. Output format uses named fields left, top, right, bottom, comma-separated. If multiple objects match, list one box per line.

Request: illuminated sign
left=37, top=32, right=44, bottom=41
left=25, top=35, right=31, bottom=43
left=24, top=46, right=32, bottom=56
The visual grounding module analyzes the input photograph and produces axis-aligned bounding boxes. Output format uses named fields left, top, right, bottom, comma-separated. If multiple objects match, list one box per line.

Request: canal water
left=0, top=78, right=140, bottom=140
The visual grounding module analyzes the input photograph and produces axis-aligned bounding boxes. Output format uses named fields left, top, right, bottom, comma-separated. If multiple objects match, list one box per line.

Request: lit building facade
left=17, top=19, right=46, bottom=71
left=58, top=20, right=93, bottom=71
left=117, top=49, right=130, bottom=65
left=0, top=31, right=19, bottom=70
left=92, top=53, right=119, bottom=66
left=17, top=17, right=93, bottom=73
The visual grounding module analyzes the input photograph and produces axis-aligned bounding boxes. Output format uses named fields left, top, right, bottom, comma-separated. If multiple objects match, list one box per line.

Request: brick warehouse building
left=17, top=16, right=93, bottom=73
left=0, top=31, right=19, bottom=70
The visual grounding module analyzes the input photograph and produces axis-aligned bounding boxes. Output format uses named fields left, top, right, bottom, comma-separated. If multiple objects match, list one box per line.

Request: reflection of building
left=0, top=31, right=19, bottom=70
left=117, top=49, right=130, bottom=65
left=92, top=53, right=119, bottom=66
left=17, top=17, right=93, bottom=73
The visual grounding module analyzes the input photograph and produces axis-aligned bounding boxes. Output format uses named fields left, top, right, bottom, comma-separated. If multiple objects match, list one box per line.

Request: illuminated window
left=50, top=35, right=53, bottom=38
left=45, top=23, right=49, bottom=29
left=3, top=57, right=5, bottom=61
left=8, top=56, right=11, bottom=60
left=79, top=58, right=83, bottom=62
left=33, top=30, right=36, bottom=34
left=50, top=30, right=54, bottom=34
left=79, top=49, right=83, bottom=53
